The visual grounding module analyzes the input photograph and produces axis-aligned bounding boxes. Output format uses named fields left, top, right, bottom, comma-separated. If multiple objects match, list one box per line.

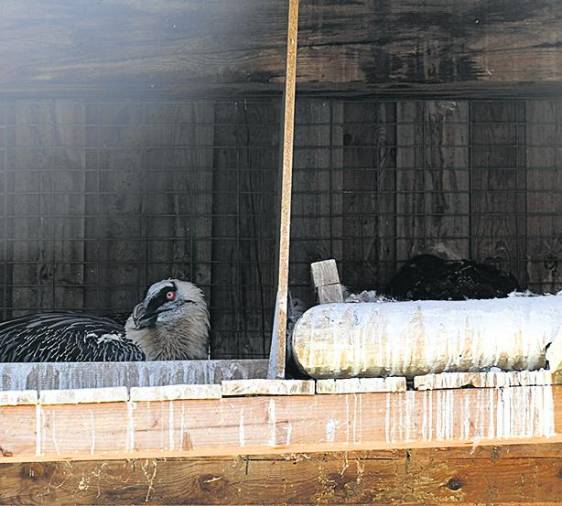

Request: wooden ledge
left=1, top=385, right=562, bottom=463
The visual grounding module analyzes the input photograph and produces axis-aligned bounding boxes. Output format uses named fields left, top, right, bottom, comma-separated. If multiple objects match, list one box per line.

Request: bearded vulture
left=0, top=279, right=209, bottom=362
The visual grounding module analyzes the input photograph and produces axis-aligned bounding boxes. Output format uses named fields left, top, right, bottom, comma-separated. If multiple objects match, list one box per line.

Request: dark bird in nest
left=0, top=279, right=209, bottom=362
left=386, top=254, right=520, bottom=301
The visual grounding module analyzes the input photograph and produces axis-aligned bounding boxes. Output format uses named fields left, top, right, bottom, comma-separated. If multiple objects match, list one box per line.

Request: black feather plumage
left=386, top=254, right=520, bottom=301
left=0, top=312, right=145, bottom=362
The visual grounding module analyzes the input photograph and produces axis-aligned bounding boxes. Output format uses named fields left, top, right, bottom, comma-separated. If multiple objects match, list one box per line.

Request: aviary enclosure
left=3, top=1, right=562, bottom=504
left=0, top=98, right=560, bottom=359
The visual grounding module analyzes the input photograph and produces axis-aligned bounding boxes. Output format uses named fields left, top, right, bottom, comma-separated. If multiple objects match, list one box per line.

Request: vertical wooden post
left=268, top=0, right=300, bottom=379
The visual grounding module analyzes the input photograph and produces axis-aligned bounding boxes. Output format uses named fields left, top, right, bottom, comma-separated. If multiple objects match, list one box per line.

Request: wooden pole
left=268, top=0, right=300, bottom=379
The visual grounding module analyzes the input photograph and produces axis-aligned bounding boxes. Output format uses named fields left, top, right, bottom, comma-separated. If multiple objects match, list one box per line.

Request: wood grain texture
left=470, top=101, right=527, bottom=283
left=3, top=445, right=562, bottom=504
left=415, top=370, right=553, bottom=391
left=0, top=386, right=561, bottom=463
left=0, top=1, right=562, bottom=97
left=221, top=379, right=314, bottom=397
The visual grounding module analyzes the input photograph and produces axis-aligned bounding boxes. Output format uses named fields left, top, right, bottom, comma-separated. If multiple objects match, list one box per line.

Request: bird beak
left=132, top=302, right=158, bottom=329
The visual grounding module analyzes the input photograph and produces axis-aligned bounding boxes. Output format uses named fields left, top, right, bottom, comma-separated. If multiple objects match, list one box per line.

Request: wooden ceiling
left=0, top=0, right=561, bottom=98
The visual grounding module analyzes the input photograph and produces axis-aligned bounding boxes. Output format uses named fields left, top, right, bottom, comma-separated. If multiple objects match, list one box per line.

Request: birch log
left=292, top=296, right=562, bottom=379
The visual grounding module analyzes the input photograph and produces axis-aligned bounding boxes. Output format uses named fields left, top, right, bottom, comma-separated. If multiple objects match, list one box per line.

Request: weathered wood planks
left=4, top=445, right=562, bottom=504
left=0, top=385, right=561, bottom=463
left=0, top=359, right=268, bottom=391
left=1, top=1, right=562, bottom=97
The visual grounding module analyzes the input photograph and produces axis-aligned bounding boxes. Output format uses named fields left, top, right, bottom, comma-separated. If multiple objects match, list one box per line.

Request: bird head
left=125, top=279, right=210, bottom=361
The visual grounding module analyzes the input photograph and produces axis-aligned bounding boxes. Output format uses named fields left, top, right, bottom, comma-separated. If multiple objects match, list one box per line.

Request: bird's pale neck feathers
left=124, top=280, right=210, bottom=361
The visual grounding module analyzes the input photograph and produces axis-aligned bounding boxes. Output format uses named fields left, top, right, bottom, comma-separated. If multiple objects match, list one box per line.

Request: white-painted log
left=40, top=387, right=128, bottom=405
left=292, top=296, right=562, bottom=379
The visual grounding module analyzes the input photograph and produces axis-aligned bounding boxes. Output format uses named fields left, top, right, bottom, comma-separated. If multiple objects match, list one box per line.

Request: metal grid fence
left=0, top=98, right=560, bottom=358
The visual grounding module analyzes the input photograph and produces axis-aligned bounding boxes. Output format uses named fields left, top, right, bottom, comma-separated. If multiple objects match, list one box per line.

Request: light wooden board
left=311, top=259, right=344, bottom=304
left=222, top=379, right=314, bottom=396
left=316, top=377, right=407, bottom=394
left=0, top=390, right=37, bottom=406
left=415, top=370, right=553, bottom=391
left=39, top=387, right=128, bottom=405
left=0, top=386, right=561, bottom=462
left=130, top=384, right=222, bottom=402
left=0, top=359, right=268, bottom=391
left=4, top=445, right=562, bottom=504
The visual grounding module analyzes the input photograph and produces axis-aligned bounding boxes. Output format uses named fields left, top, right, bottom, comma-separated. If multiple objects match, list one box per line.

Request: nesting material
left=221, top=379, right=315, bottom=396
left=414, top=370, right=553, bottom=391
left=0, top=390, right=37, bottom=406
left=130, top=384, right=222, bottom=402
left=292, top=295, right=562, bottom=379
left=40, top=386, right=128, bottom=405
left=316, top=377, right=406, bottom=394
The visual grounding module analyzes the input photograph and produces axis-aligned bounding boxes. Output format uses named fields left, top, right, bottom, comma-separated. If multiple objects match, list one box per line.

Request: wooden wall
left=0, top=97, right=561, bottom=358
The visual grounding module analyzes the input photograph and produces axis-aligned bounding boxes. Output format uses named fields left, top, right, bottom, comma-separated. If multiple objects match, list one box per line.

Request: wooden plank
left=222, top=379, right=314, bottom=397
left=415, top=370, right=553, bottom=391
left=0, top=359, right=268, bottom=391
left=39, top=387, right=128, bottom=405
left=4, top=446, right=562, bottom=504
left=316, top=377, right=407, bottom=394
left=1, top=2, right=562, bottom=97
left=269, top=0, right=299, bottom=380
left=0, top=390, right=37, bottom=406
left=310, top=259, right=344, bottom=304
left=130, top=384, right=222, bottom=402
left=0, top=386, right=562, bottom=462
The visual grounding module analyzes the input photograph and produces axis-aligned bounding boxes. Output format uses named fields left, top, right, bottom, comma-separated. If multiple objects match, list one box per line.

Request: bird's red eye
left=166, top=291, right=176, bottom=301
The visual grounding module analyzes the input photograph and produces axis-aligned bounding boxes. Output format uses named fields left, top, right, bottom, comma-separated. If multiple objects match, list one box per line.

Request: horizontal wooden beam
left=0, top=1, right=561, bottom=98
left=1, top=385, right=562, bottom=463
left=0, top=359, right=268, bottom=391
left=3, top=445, right=562, bottom=504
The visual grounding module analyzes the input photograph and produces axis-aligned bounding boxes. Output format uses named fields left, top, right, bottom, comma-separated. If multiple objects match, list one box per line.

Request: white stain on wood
left=325, top=418, right=337, bottom=442
left=35, top=404, right=42, bottom=456
left=293, top=296, right=562, bottom=378
left=385, top=385, right=556, bottom=445
left=0, top=359, right=268, bottom=392
left=126, top=401, right=135, bottom=451
left=239, top=409, right=245, bottom=447
left=267, top=399, right=276, bottom=446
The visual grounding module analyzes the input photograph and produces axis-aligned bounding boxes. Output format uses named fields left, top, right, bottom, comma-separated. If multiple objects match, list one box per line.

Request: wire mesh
left=0, top=98, right=560, bottom=358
